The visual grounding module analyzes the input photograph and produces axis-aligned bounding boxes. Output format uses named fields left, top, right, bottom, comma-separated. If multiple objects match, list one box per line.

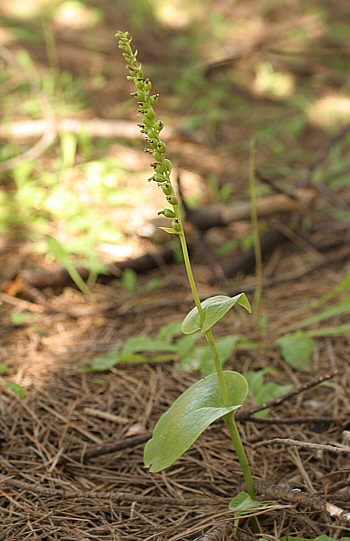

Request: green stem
left=205, top=329, right=256, bottom=501
left=177, top=225, right=204, bottom=321
left=224, top=413, right=256, bottom=500
left=204, top=329, right=230, bottom=406
left=176, top=213, right=256, bottom=502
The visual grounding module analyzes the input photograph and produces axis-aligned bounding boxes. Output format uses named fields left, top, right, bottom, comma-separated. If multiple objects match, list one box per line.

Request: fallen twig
left=187, top=188, right=316, bottom=231
left=252, top=438, right=350, bottom=454
left=59, top=433, right=151, bottom=464
left=236, top=371, right=338, bottom=421
left=0, top=473, right=204, bottom=507
left=253, top=479, right=350, bottom=523
left=239, top=414, right=350, bottom=426
left=0, top=117, right=175, bottom=145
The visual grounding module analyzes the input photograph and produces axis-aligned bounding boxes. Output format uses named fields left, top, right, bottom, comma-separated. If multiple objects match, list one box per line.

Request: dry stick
left=61, top=374, right=339, bottom=467
left=232, top=244, right=350, bottom=292
left=235, top=370, right=338, bottom=421
left=0, top=474, right=204, bottom=507
left=253, top=479, right=350, bottom=524
left=0, top=117, right=175, bottom=144
left=58, top=433, right=151, bottom=464
left=253, top=438, right=350, bottom=454
left=239, top=414, right=350, bottom=425
left=196, top=522, right=236, bottom=541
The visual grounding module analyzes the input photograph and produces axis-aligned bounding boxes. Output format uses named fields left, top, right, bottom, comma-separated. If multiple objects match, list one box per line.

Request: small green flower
left=116, top=30, right=180, bottom=230
left=158, top=208, right=176, bottom=218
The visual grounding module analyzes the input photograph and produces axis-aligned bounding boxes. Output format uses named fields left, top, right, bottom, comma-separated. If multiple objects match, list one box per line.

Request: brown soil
left=0, top=1, right=350, bottom=540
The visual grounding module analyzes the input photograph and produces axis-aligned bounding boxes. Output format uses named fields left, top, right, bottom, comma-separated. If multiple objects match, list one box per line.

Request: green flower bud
left=118, top=43, right=129, bottom=51
left=149, top=94, right=159, bottom=106
left=148, top=139, right=158, bottom=149
left=164, top=159, right=172, bottom=173
left=157, top=141, right=166, bottom=154
left=155, top=120, right=164, bottom=132
left=154, top=173, right=167, bottom=183
left=135, top=80, right=144, bottom=91
left=172, top=219, right=182, bottom=232
left=149, top=150, right=162, bottom=161
left=140, top=114, right=152, bottom=127
left=151, top=162, right=164, bottom=174
left=146, top=128, right=158, bottom=139
left=167, top=195, right=178, bottom=206
left=144, top=78, right=152, bottom=92
left=144, top=109, right=155, bottom=122
left=162, top=183, right=173, bottom=195
left=131, top=91, right=145, bottom=100
left=158, top=208, right=175, bottom=218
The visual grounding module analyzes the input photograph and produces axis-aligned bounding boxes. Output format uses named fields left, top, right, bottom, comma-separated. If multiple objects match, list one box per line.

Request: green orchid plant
left=116, top=31, right=256, bottom=502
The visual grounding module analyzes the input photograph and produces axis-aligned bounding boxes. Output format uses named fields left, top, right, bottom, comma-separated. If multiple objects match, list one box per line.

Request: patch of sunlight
left=254, top=62, right=295, bottom=99
left=53, top=1, right=103, bottom=30
left=154, top=3, right=190, bottom=28
left=307, top=95, right=350, bottom=127
left=153, top=0, right=204, bottom=29
left=0, top=0, right=53, bottom=19
left=97, top=243, right=136, bottom=261
left=0, top=27, right=16, bottom=44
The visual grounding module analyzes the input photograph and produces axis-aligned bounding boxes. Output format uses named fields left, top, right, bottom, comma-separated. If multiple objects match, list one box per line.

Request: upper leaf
left=144, top=370, right=248, bottom=472
left=182, top=294, right=251, bottom=334
left=275, top=331, right=315, bottom=373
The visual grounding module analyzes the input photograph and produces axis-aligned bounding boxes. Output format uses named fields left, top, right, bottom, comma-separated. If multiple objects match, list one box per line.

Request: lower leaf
left=144, top=371, right=248, bottom=472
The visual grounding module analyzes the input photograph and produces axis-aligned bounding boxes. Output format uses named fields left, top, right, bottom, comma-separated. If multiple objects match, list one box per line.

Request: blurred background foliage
left=0, top=0, right=349, bottom=273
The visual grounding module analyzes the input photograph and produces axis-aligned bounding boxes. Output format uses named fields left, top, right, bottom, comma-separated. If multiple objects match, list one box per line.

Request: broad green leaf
left=88, top=335, right=178, bottom=371
left=87, top=352, right=122, bottom=371
left=245, top=368, right=275, bottom=397
left=179, top=335, right=242, bottom=375
left=144, top=371, right=248, bottom=472
left=182, top=294, right=251, bottom=335
left=253, top=381, right=293, bottom=417
left=0, top=381, right=25, bottom=399
left=275, top=331, right=315, bottom=372
left=121, top=336, right=178, bottom=355
left=157, top=320, right=183, bottom=343
left=175, top=334, right=199, bottom=356
left=229, top=491, right=273, bottom=515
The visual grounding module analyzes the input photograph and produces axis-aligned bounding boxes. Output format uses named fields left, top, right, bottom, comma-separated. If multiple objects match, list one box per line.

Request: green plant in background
left=116, top=30, right=257, bottom=503
left=88, top=318, right=264, bottom=373
left=0, top=363, right=24, bottom=399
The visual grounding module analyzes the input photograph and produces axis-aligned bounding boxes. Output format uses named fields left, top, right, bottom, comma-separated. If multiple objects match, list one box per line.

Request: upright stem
left=177, top=216, right=256, bottom=501
left=178, top=227, right=204, bottom=321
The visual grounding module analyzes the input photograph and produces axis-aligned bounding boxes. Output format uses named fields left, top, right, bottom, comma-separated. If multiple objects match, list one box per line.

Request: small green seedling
left=88, top=319, right=263, bottom=375
left=116, top=31, right=256, bottom=501
left=0, top=380, right=25, bottom=399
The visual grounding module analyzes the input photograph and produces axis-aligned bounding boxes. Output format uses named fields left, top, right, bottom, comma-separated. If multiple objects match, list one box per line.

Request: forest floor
left=0, top=1, right=350, bottom=539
